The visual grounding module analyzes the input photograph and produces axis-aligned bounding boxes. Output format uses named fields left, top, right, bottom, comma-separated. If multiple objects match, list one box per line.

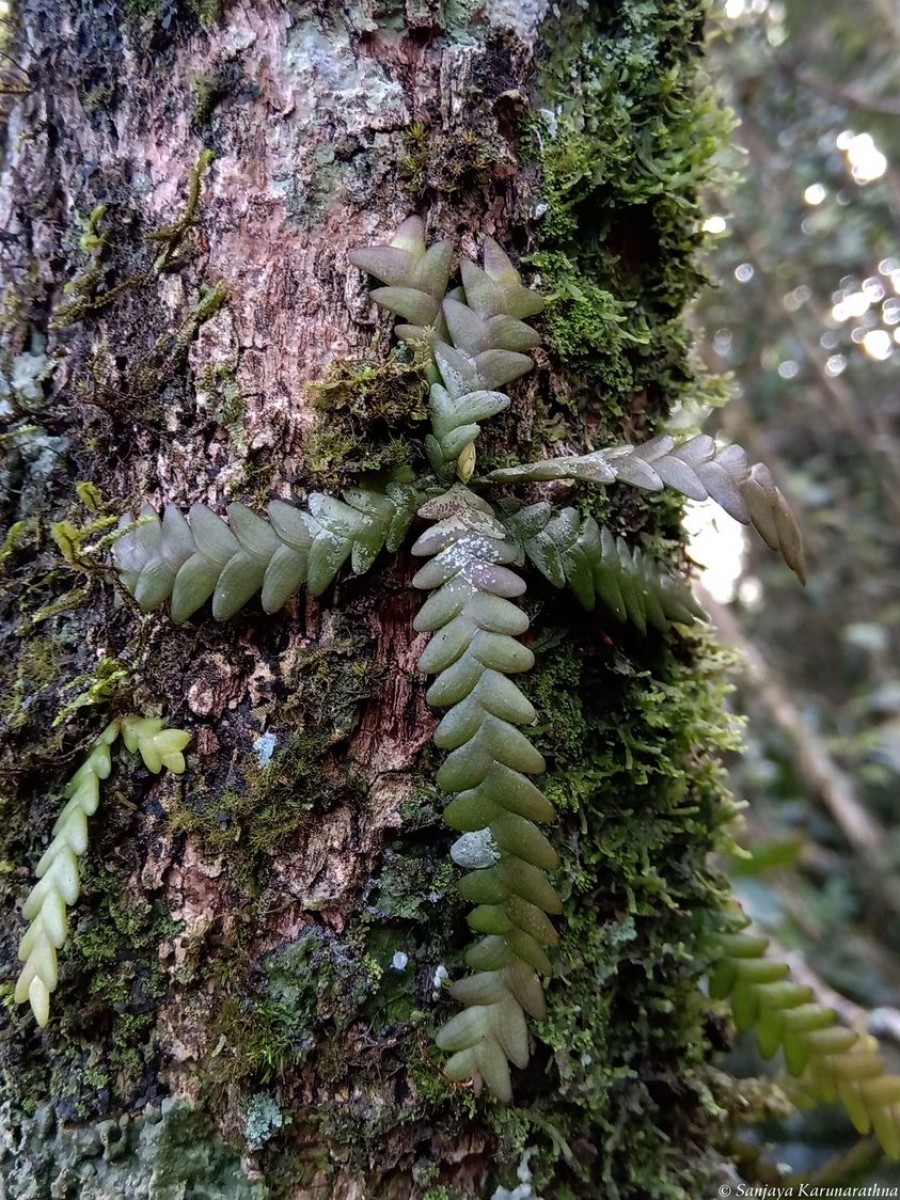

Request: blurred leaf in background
left=700, top=0, right=900, bottom=1180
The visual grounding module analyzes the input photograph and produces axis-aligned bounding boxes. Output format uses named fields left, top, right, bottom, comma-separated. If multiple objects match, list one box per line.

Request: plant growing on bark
left=107, top=215, right=822, bottom=1111
left=713, top=907, right=900, bottom=1158
left=15, top=714, right=189, bottom=1027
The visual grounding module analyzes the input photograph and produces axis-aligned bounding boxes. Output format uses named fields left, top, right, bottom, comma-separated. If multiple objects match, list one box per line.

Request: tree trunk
left=0, top=2, right=735, bottom=1197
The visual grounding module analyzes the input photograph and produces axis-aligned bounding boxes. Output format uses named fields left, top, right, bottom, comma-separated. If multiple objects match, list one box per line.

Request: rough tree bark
left=0, top=2, right=737, bottom=1197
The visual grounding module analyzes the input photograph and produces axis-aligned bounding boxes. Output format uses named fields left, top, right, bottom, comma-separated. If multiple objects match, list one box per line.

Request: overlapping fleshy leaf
left=114, top=481, right=421, bottom=623
left=711, top=908, right=900, bottom=1158
left=15, top=715, right=189, bottom=1027
left=411, top=488, right=560, bottom=1102
left=348, top=215, right=454, bottom=344
left=504, top=502, right=705, bottom=632
left=490, top=434, right=806, bottom=583
left=352, top=220, right=544, bottom=483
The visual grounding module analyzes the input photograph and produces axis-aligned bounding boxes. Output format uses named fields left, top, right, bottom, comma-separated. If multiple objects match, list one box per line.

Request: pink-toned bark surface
left=0, top=2, right=550, bottom=1193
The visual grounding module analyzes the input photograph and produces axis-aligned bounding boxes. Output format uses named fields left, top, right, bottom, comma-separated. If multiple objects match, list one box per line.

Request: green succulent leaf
left=411, top=487, right=559, bottom=1101
left=492, top=435, right=805, bottom=582
left=369, top=286, right=441, bottom=327
left=710, top=907, right=900, bottom=1158
left=16, top=715, right=189, bottom=1028
left=460, top=249, right=545, bottom=321
left=354, top=219, right=543, bottom=484
left=504, top=504, right=704, bottom=632
left=114, top=483, right=422, bottom=622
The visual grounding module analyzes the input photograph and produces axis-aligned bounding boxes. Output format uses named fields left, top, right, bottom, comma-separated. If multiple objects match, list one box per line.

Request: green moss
left=200, top=842, right=459, bottom=1097
left=192, top=0, right=223, bottom=26
left=190, top=59, right=251, bottom=129
left=1, top=836, right=181, bottom=1121
left=49, top=205, right=143, bottom=330
left=300, top=426, right=362, bottom=484
left=48, top=152, right=218, bottom=336
left=529, top=0, right=735, bottom=446
left=173, top=280, right=229, bottom=350
left=398, top=779, right=444, bottom=829
left=195, top=805, right=472, bottom=1139
left=476, top=624, right=741, bottom=1196
left=0, top=517, right=31, bottom=567
left=51, top=657, right=129, bottom=726
left=201, top=925, right=387, bottom=1105
left=124, top=0, right=223, bottom=27
left=303, top=352, right=427, bottom=487
left=310, top=354, right=428, bottom=425
left=0, top=547, right=103, bottom=781
left=168, top=621, right=378, bottom=903
left=537, top=255, right=650, bottom=382
left=204, top=993, right=298, bottom=1094
left=406, top=1053, right=477, bottom=1114
left=279, top=620, right=381, bottom=735
left=0, top=634, right=62, bottom=732
left=400, top=119, right=510, bottom=204
left=83, top=82, right=114, bottom=114
left=525, top=631, right=590, bottom=765
left=172, top=730, right=365, bottom=879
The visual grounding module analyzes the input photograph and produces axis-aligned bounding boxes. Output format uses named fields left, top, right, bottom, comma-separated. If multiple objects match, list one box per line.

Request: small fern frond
left=411, top=487, right=561, bottom=1102
left=15, top=715, right=190, bottom=1027
left=711, top=910, right=900, bottom=1158
left=351, top=218, right=543, bottom=483
left=120, top=715, right=191, bottom=773
left=490, top=433, right=806, bottom=583
left=114, top=482, right=421, bottom=623
left=458, top=240, right=545, bottom=322
left=504, top=502, right=704, bottom=632
left=348, top=215, right=454, bottom=344
left=425, top=343, right=512, bottom=483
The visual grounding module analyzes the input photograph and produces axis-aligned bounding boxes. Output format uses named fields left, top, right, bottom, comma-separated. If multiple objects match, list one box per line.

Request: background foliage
left=702, top=0, right=900, bottom=1182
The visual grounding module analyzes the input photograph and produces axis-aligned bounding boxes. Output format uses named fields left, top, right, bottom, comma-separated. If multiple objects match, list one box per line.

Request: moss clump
left=1, top=828, right=180, bottom=1121
left=189, top=59, right=250, bottom=129
left=480, top=632, right=741, bottom=1198
left=171, top=729, right=367, bottom=892
left=310, top=354, right=428, bottom=427
left=49, top=656, right=129, bottom=727
left=50, top=205, right=146, bottom=330
left=400, top=120, right=511, bottom=204
left=202, top=924, right=390, bottom=1106
left=124, top=0, right=223, bottom=27
left=530, top=0, right=734, bottom=447
left=199, top=832, right=464, bottom=1109
left=303, top=352, right=427, bottom=488
left=169, top=617, right=379, bottom=898
left=528, top=251, right=649, bottom=424
left=0, top=634, right=62, bottom=734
